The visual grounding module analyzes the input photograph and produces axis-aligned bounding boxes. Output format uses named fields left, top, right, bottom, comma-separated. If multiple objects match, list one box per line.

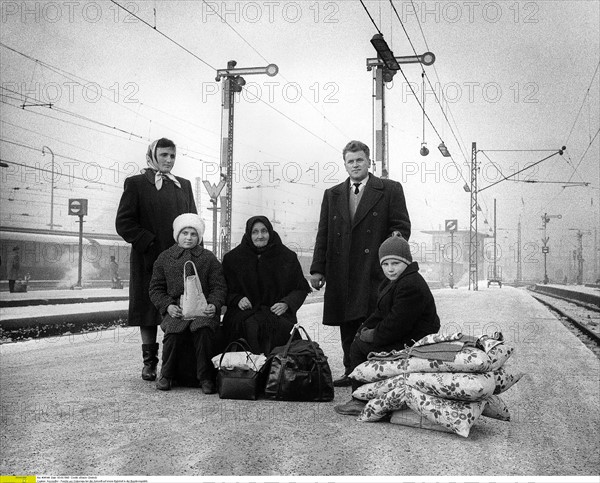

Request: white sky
left=0, top=0, right=598, bottom=268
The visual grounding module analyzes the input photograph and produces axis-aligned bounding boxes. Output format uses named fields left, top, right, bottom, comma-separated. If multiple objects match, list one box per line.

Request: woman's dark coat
left=310, top=173, right=411, bottom=326
left=115, top=170, right=197, bottom=326
left=222, top=216, right=311, bottom=336
left=362, top=261, right=440, bottom=349
left=149, top=244, right=226, bottom=334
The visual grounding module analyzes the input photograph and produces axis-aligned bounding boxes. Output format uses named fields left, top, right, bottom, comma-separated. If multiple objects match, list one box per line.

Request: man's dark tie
left=353, top=182, right=361, bottom=195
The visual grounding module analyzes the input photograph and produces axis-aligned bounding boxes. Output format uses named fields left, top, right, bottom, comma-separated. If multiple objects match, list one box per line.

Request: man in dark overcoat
left=116, top=138, right=197, bottom=381
left=310, top=140, right=411, bottom=386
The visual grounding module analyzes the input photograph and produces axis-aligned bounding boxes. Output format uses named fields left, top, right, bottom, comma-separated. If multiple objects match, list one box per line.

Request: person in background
left=116, top=138, right=197, bottom=382
left=149, top=213, right=226, bottom=393
left=310, top=140, right=411, bottom=387
left=7, top=246, right=21, bottom=293
left=334, top=236, right=440, bottom=416
left=109, top=256, right=121, bottom=289
left=221, top=215, right=311, bottom=355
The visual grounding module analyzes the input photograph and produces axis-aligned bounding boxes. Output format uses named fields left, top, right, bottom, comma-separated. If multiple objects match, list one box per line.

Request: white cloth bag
left=180, top=260, right=207, bottom=319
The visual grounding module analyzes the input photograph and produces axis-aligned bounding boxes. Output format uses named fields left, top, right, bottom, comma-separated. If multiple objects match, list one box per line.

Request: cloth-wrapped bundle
left=352, top=332, right=524, bottom=437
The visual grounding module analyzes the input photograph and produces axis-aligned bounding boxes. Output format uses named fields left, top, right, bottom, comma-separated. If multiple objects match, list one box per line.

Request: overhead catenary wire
left=106, top=3, right=343, bottom=153
left=200, top=0, right=351, bottom=143
left=390, top=0, right=471, bottom=165
left=563, top=60, right=600, bottom=148
left=0, top=93, right=217, bottom=162
left=109, top=0, right=217, bottom=71
left=2, top=43, right=308, bottom=165
left=478, top=150, right=565, bottom=193
left=360, top=0, right=383, bottom=34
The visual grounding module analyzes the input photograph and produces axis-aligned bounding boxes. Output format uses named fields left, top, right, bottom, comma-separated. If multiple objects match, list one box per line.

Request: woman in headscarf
left=222, top=215, right=311, bottom=355
left=116, top=137, right=197, bottom=381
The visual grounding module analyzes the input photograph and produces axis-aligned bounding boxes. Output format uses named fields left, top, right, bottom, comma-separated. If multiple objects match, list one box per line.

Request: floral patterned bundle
left=404, top=371, right=496, bottom=401
left=390, top=407, right=455, bottom=434
left=349, top=346, right=495, bottom=383
left=481, top=395, right=511, bottom=421
left=404, top=386, right=487, bottom=438
left=358, top=386, right=407, bottom=422
left=354, top=333, right=523, bottom=436
left=492, top=366, right=524, bottom=395
left=352, top=374, right=406, bottom=401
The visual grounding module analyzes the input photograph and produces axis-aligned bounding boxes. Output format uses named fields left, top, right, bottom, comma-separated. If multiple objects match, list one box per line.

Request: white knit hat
left=173, top=213, right=205, bottom=242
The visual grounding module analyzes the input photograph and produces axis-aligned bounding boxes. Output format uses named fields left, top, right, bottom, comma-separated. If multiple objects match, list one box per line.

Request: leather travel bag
left=264, top=325, right=334, bottom=402
left=216, top=339, right=264, bottom=400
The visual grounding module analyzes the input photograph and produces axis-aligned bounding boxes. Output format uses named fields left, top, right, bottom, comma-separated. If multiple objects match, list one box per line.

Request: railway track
left=529, top=288, right=600, bottom=358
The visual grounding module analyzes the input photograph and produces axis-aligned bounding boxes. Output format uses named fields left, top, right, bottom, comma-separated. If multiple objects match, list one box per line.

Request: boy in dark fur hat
left=334, top=235, right=440, bottom=416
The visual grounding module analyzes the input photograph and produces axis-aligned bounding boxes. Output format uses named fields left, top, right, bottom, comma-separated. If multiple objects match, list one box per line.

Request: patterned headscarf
left=145, top=139, right=181, bottom=190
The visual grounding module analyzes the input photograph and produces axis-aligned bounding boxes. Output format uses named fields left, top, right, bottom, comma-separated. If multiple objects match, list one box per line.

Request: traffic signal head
left=382, top=67, right=396, bottom=83
left=231, top=76, right=246, bottom=92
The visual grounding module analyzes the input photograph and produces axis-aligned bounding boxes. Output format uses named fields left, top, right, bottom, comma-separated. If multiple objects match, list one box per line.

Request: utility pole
left=594, top=227, right=598, bottom=282
left=444, top=219, right=458, bottom=289
left=367, top=34, right=435, bottom=178
left=215, top=60, right=279, bottom=254
left=516, top=219, right=522, bottom=284
left=42, top=146, right=56, bottom=230
left=541, top=213, right=562, bottom=284
left=469, top=142, right=478, bottom=290
left=568, top=229, right=588, bottom=284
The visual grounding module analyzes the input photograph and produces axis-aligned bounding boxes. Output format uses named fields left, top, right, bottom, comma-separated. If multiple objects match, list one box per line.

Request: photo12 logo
left=2, top=81, right=139, bottom=105
left=399, top=81, right=540, bottom=105
left=201, top=1, right=340, bottom=24
left=201, top=80, right=339, bottom=104
left=400, top=1, right=540, bottom=24
left=1, top=1, right=142, bottom=24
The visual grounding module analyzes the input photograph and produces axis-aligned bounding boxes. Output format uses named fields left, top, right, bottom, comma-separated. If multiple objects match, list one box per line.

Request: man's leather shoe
left=333, top=375, right=353, bottom=387
left=156, top=375, right=172, bottom=391
left=334, top=398, right=366, bottom=416
left=201, top=380, right=216, bottom=394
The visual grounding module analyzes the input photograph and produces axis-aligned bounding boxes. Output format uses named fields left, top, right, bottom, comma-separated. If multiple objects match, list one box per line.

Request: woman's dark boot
left=141, top=343, right=159, bottom=381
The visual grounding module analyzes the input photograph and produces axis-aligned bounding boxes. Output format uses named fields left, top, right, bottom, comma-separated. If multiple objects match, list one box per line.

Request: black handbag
left=216, top=339, right=263, bottom=400
left=264, top=325, right=334, bottom=402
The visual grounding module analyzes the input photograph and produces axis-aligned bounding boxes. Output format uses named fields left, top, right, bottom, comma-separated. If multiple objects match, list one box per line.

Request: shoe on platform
left=200, top=380, right=216, bottom=395
left=141, top=343, right=159, bottom=381
left=156, top=375, right=172, bottom=391
left=332, top=375, right=353, bottom=387
left=334, top=398, right=366, bottom=416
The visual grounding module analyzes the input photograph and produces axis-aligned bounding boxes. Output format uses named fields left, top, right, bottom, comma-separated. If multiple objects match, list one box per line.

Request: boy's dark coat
left=362, top=261, right=440, bottom=348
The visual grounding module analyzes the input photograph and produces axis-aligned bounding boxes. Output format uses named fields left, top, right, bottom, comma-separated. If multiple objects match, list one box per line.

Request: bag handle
left=218, top=338, right=259, bottom=371
left=276, top=325, right=327, bottom=401
left=281, top=324, right=322, bottom=361
left=182, top=260, right=202, bottom=296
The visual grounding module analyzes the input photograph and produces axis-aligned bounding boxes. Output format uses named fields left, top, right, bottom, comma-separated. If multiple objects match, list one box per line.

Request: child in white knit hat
left=334, top=235, right=440, bottom=416
left=149, top=213, right=227, bottom=394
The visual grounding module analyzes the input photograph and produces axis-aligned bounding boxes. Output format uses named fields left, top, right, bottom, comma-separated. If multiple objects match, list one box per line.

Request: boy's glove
left=359, top=328, right=375, bottom=343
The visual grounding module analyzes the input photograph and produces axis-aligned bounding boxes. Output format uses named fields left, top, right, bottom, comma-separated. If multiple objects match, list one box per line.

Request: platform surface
left=0, top=286, right=598, bottom=478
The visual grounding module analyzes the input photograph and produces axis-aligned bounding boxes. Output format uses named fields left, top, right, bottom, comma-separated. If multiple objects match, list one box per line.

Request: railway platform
left=0, top=285, right=598, bottom=479
left=531, top=284, right=600, bottom=307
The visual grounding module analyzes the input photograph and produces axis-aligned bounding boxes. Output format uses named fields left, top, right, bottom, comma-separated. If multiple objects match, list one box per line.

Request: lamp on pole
left=42, top=146, right=56, bottom=230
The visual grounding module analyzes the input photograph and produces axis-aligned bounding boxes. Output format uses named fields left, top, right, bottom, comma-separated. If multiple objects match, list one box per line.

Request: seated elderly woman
left=222, top=215, right=311, bottom=355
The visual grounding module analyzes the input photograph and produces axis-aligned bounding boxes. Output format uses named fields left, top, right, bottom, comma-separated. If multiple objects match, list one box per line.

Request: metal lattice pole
left=469, top=142, right=478, bottom=291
